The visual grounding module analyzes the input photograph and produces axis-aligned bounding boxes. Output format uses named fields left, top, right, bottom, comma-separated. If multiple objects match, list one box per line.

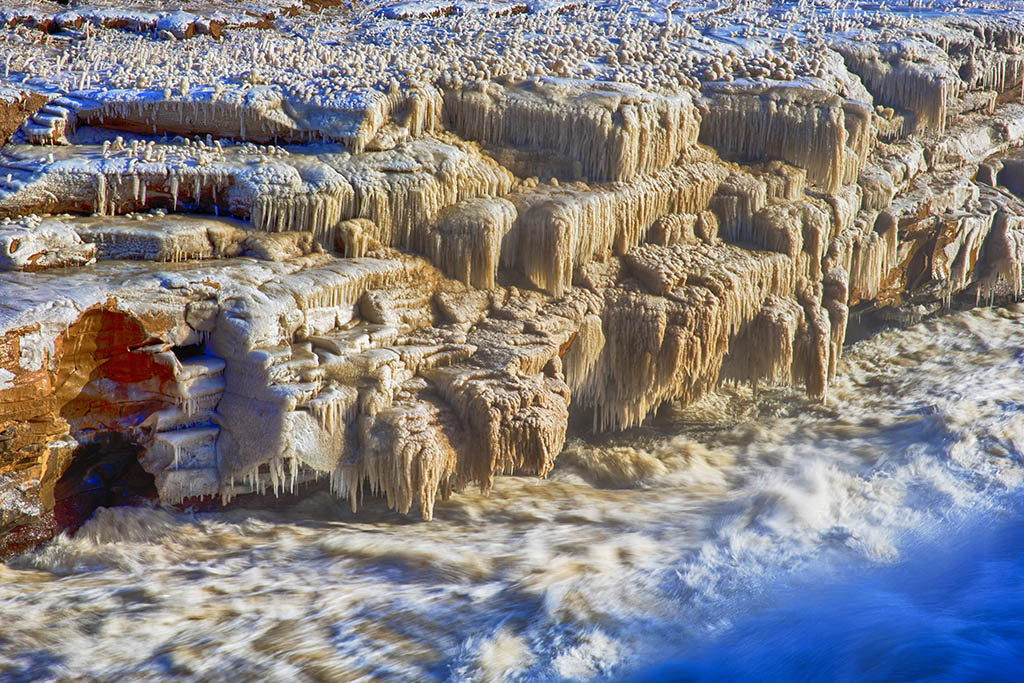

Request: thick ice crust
left=2, top=0, right=1024, bottom=528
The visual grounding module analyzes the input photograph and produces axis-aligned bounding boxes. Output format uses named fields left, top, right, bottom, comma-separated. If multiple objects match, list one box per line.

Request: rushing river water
left=4, top=305, right=1024, bottom=681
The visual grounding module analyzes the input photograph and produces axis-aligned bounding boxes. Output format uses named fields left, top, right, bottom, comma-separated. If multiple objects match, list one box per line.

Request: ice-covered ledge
left=1, top=0, right=1024, bottom=553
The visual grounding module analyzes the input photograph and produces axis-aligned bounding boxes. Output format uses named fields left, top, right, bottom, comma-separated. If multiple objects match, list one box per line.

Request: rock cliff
left=2, top=0, right=1023, bottom=548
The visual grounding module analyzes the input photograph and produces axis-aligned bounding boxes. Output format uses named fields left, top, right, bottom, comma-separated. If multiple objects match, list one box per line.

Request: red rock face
left=55, top=308, right=176, bottom=429
left=0, top=305, right=175, bottom=540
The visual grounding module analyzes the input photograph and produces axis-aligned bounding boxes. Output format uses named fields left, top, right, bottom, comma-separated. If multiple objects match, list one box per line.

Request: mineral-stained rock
left=0, top=87, right=46, bottom=143
left=3, top=0, right=1024, bottom=548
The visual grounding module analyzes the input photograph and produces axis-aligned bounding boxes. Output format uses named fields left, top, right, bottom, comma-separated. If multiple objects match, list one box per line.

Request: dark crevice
left=172, top=343, right=205, bottom=361
left=53, top=433, right=157, bottom=534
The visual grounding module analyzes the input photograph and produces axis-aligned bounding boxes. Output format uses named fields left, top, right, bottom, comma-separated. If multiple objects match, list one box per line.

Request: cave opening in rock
left=171, top=342, right=206, bottom=361
left=52, top=433, right=157, bottom=533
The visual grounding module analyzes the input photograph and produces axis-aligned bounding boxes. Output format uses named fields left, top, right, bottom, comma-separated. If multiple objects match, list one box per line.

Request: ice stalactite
left=562, top=312, right=606, bottom=393
left=970, top=52, right=1024, bottom=100
left=699, top=85, right=871, bottom=193
left=166, top=356, right=227, bottom=418
left=214, top=388, right=305, bottom=500
left=648, top=213, right=699, bottom=246
left=336, top=218, right=382, bottom=257
left=146, top=427, right=220, bottom=473
left=722, top=295, right=802, bottom=388
left=67, top=85, right=444, bottom=152
left=978, top=210, right=1024, bottom=299
left=749, top=201, right=833, bottom=280
left=841, top=219, right=900, bottom=305
left=342, top=143, right=515, bottom=253
left=794, top=281, right=833, bottom=401
left=154, top=468, right=221, bottom=506
left=251, top=193, right=350, bottom=245
left=721, top=282, right=836, bottom=401
left=507, top=155, right=727, bottom=296
left=831, top=39, right=962, bottom=134
left=169, top=174, right=179, bottom=212
left=932, top=212, right=995, bottom=302
left=757, top=161, right=808, bottom=202
left=426, top=198, right=516, bottom=289
left=574, top=243, right=803, bottom=431
left=268, top=383, right=361, bottom=498
left=426, top=364, right=570, bottom=490
left=173, top=378, right=219, bottom=418
left=710, top=172, right=768, bottom=246
left=234, top=162, right=354, bottom=243
left=353, top=86, right=444, bottom=153
left=444, top=79, right=700, bottom=182
left=338, top=394, right=460, bottom=520
left=822, top=267, right=850, bottom=381
left=80, top=89, right=299, bottom=145
left=95, top=172, right=106, bottom=215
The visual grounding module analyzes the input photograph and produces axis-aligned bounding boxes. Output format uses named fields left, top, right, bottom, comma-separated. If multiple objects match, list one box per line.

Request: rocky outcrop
left=2, top=0, right=1024, bottom=549
left=0, top=87, right=45, bottom=143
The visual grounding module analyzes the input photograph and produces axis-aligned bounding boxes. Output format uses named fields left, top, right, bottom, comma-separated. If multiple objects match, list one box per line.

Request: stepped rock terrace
left=2, top=0, right=1024, bottom=548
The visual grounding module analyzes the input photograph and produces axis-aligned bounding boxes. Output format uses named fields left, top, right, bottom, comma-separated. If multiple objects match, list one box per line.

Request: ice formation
left=2, top=0, right=1024, bottom=535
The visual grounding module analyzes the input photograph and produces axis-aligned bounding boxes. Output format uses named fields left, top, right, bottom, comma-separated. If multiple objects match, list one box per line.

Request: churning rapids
left=4, top=305, right=1024, bottom=682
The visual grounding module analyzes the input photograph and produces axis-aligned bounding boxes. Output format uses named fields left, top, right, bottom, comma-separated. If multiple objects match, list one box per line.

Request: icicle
left=169, top=174, right=179, bottom=212
left=96, top=173, right=106, bottom=215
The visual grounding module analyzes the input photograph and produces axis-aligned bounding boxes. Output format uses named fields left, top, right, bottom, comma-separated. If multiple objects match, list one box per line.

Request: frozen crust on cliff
left=2, top=0, right=1024, bottom=525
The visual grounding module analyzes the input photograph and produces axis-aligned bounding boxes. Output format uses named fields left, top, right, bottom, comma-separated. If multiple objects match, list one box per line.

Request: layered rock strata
left=2, top=0, right=1024, bottom=543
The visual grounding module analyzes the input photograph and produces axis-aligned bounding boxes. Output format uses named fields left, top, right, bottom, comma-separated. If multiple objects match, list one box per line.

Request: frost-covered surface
left=0, top=0, right=1020, bottom=96
left=1, top=0, right=1024, bottom=536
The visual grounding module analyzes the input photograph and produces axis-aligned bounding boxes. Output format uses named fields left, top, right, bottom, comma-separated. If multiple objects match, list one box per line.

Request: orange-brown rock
left=0, top=88, right=46, bottom=144
left=0, top=303, right=176, bottom=534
